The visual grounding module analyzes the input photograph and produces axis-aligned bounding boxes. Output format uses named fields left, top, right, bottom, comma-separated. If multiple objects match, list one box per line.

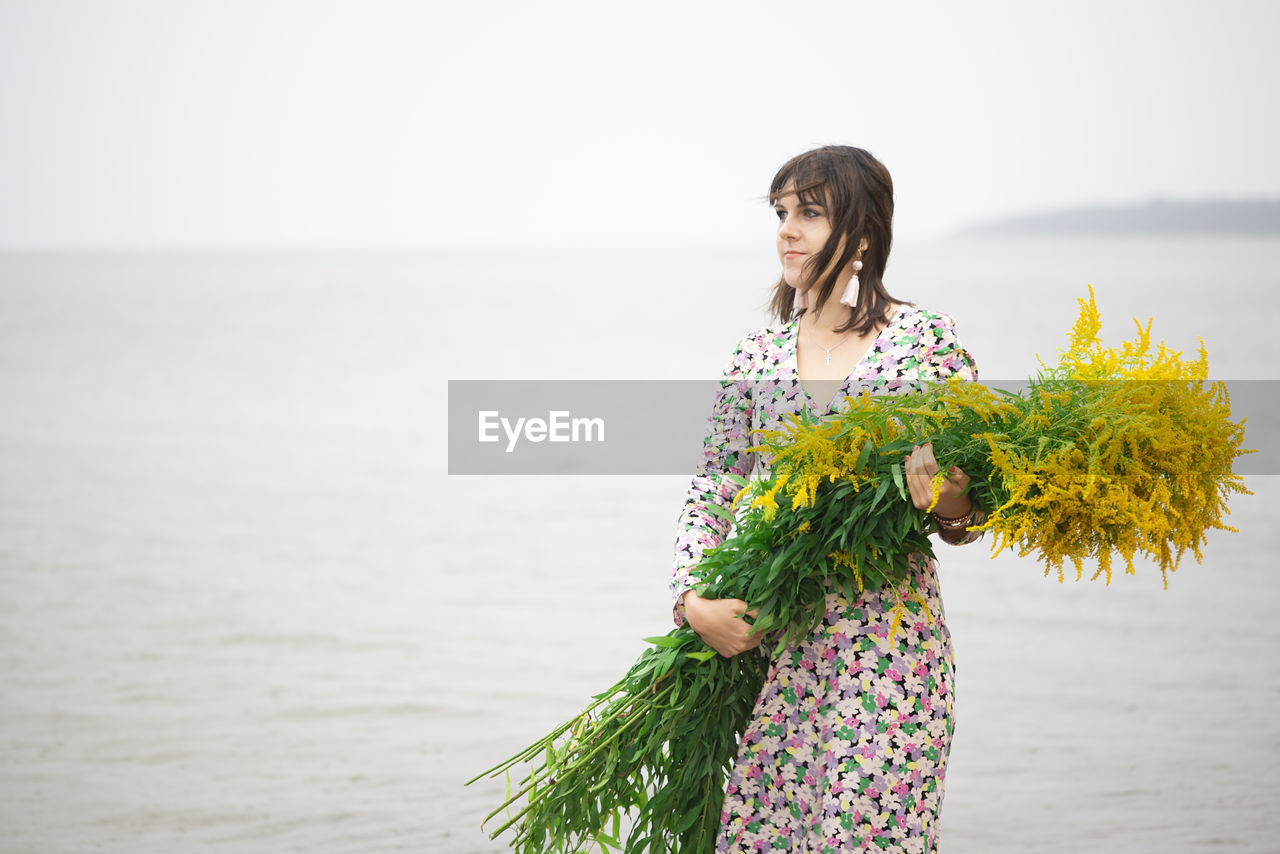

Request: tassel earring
left=838, top=250, right=863, bottom=308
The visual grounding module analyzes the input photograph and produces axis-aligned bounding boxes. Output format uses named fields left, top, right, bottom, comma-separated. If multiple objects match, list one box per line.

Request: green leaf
left=672, top=804, right=701, bottom=833
left=701, top=501, right=735, bottom=522
left=856, top=437, right=873, bottom=472
left=870, top=477, right=891, bottom=511
left=643, top=634, right=687, bottom=649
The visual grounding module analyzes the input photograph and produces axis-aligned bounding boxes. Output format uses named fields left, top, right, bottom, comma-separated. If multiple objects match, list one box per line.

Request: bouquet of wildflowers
left=468, top=288, right=1250, bottom=853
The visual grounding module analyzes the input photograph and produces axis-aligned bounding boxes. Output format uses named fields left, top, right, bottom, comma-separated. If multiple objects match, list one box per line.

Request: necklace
left=803, top=317, right=858, bottom=365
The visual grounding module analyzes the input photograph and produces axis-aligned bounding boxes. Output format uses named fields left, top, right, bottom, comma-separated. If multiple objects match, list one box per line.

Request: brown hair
left=767, top=145, right=907, bottom=335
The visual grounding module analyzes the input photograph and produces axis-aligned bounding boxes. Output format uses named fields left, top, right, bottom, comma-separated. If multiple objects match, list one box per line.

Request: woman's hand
left=904, top=442, right=972, bottom=519
left=683, top=590, right=763, bottom=658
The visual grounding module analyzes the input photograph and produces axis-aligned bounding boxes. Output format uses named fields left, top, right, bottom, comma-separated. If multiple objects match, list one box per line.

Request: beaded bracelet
left=931, top=510, right=973, bottom=529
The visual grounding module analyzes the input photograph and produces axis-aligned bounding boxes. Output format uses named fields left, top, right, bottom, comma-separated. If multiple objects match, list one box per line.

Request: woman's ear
left=858, top=237, right=869, bottom=253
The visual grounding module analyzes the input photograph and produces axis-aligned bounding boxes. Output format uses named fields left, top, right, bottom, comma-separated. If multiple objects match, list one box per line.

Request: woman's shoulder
left=893, top=303, right=960, bottom=330
left=891, top=303, right=978, bottom=376
left=718, top=318, right=798, bottom=375
left=730, top=318, right=798, bottom=355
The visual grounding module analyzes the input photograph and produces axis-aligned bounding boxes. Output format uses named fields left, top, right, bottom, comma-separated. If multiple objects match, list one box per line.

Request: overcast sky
left=1, top=0, right=1277, bottom=250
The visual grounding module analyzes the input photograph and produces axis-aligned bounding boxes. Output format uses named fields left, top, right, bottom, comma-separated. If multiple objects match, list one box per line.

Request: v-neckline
left=792, top=304, right=906, bottom=415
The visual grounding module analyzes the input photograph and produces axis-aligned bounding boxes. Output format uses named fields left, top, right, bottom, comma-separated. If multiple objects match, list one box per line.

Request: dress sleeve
left=921, top=311, right=978, bottom=384
left=921, top=313, right=986, bottom=546
left=670, top=335, right=758, bottom=626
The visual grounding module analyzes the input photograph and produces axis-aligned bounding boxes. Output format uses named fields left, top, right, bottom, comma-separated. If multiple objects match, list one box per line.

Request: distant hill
left=958, top=198, right=1280, bottom=236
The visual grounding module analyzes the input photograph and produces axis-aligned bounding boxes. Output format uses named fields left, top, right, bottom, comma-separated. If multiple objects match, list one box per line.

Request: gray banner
left=447, top=379, right=1279, bottom=475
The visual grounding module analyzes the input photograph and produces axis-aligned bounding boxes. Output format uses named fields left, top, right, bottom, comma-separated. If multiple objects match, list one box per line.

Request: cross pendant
left=824, top=349, right=833, bottom=365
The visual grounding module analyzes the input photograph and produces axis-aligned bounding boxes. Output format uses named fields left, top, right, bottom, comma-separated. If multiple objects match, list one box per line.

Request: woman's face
left=774, top=182, right=834, bottom=291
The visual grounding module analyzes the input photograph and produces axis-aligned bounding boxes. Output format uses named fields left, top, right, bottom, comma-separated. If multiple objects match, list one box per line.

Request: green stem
left=485, top=688, right=644, bottom=827
left=481, top=681, right=680, bottom=839
left=488, top=697, right=658, bottom=840
left=466, top=690, right=620, bottom=785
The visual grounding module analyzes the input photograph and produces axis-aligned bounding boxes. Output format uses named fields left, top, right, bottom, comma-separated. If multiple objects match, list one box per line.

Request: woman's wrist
left=932, top=496, right=984, bottom=544
left=930, top=493, right=972, bottom=523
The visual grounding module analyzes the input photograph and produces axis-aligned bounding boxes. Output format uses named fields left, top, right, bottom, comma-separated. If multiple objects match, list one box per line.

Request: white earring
left=838, top=253, right=864, bottom=308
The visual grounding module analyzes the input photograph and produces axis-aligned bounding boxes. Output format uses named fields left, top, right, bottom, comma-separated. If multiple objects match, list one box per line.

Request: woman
left=670, top=146, right=984, bottom=853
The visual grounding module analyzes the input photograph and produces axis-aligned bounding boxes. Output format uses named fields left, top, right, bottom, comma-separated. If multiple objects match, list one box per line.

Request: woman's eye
left=803, top=208, right=821, bottom=218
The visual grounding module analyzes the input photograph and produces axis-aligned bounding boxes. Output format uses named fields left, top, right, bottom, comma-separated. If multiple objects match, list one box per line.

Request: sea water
left=1, top=238, right=1277, bottom=852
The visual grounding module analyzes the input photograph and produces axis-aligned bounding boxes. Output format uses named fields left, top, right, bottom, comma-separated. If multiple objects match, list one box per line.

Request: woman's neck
left=801, top=299, right=856, bottom=336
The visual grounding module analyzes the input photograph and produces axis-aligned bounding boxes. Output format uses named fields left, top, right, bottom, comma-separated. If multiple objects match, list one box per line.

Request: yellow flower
left=748, top=286, right=1249, bottom=596
left=749, top=473, right=788, bottom=521
left=970, top=292, right=1251, bottom=588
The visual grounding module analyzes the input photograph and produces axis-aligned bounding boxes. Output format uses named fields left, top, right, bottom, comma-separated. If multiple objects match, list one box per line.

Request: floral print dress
left=670, top=305, right=983, bottom=854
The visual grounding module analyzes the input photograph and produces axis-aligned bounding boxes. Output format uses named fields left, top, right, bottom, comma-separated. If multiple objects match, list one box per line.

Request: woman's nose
left=777, top=213, right=799, bottom=239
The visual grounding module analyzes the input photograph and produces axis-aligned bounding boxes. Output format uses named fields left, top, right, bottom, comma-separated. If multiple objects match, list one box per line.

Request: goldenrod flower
left=750, top=286, right=1250, bottom=593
